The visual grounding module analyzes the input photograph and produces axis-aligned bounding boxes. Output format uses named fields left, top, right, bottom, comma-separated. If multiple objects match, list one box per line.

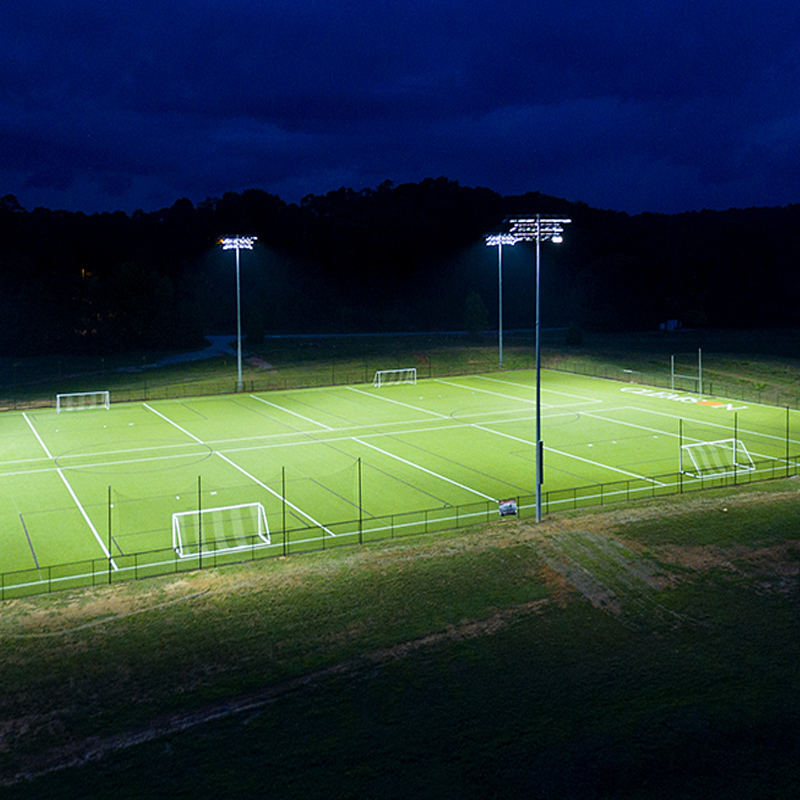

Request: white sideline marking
left=250, top=395, right=333, bottom=430
left=22, top=412, right=118, bottom=569
left=215, top=452, right=335, bottom=536
left=143, top=403, right=204, bottom=443
left=346, top=386, right=450, bottom=419
left=472, top=424, right=666, bottom=486
left=355, top=438, right=497, bottom=502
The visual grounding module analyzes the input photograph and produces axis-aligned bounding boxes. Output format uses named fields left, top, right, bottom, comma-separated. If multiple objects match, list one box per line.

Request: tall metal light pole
left=507, top=215, right=571, bottom=521
left=219, top=236, right=257, bottom=392
left=485, top=233, right=517, bottom=368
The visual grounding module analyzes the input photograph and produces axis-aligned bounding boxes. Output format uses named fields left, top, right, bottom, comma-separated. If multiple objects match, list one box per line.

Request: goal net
left=56, top=391, right=110, bottom=412
left=680, top=438, right=756, bottom=479
left=172, top=501, right=270, bottom=558
left=372, top=368, right=417, bottom=388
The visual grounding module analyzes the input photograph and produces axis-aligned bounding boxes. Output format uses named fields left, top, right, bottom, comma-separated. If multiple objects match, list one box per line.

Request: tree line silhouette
left=1, top=178, right=799, bottom=356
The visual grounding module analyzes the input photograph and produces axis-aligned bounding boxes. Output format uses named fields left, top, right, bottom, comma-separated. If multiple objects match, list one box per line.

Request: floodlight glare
left=219, top=236, right=257, bottom=250
left=485, top=233, right=518, bottom=247
left=219, top=235, right=257, bottom=391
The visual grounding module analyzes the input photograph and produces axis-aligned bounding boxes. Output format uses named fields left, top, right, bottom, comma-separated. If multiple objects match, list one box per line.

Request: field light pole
left=485, top=233, right=517, bottom=368
left=219, top=236, right=257, bottom=392
left=507, top=215, right=571, bottom=522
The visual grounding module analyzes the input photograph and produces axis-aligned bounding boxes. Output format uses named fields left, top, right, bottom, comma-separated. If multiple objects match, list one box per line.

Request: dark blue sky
left=2, top=0, right=799, bottom=215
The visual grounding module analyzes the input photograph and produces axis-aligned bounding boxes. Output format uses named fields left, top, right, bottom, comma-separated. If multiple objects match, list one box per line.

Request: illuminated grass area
left=1, top=366, right=798, bottom=596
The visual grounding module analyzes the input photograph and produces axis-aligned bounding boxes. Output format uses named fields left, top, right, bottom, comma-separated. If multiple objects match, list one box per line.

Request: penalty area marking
left=214, top=452, right=336, bottom=537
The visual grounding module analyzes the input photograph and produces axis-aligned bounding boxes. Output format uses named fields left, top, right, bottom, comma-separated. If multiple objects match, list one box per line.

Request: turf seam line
left=19, top=513, right=39, bottom=569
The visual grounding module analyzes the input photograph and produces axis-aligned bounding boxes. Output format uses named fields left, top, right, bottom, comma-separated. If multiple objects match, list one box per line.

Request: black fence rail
left=3, top=454, right=798, bottom=601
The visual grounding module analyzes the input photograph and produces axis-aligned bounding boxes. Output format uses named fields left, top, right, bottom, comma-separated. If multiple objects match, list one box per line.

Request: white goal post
left=172, top=501, right=271, bottom=558
left=680, top=438, right=756, bottom=479
left=372, top=368, right=417, bottom=388
left=56, top=390, right=110, bottom=412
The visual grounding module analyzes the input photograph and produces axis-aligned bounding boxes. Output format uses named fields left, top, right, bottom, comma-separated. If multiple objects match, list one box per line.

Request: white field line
left=346, top=386, right=450, bottom=419
left=142, top=403, right=335, bottom=537
left=578, top=408, right=684, bottom=441
left=434, top=377, right=552, bottom=408
left=474, top=375, right=605, bottom=404
left=249, top=395, right=333, bottom=430
left=355, top=438, right=498, bottom=502
left=472, top=424, right=667, bottom=487
left=22, top=412, right=118, bottom=570
left=586, top=406, right=799, bottom=462
left=214, top=452, right=335, bottom=536
left=143, top=403, right=204, bottom=443
left=0, top=410, right=588, bottom=482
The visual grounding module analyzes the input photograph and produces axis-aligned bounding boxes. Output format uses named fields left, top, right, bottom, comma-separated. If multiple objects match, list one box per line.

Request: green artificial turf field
left=1, top=367, right=797, bottom=597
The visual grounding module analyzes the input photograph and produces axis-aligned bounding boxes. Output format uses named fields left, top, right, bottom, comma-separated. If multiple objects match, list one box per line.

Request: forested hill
left=1, top=179, right=799, bottom=356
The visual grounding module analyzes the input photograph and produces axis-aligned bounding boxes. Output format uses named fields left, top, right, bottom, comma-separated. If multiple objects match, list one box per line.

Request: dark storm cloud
left=1, top=0, right=799, bottom=213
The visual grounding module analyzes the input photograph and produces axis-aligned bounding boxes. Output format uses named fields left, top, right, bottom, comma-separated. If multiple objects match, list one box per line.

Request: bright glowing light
left=485, top=233, right=518, bottom=247
left=507, top=217, right=571, bottom=242
left=219, top=236, right=257, bottom=250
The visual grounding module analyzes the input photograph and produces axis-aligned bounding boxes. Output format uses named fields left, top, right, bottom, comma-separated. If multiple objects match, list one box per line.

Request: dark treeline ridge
left=1, top=178, right=799, bottom=356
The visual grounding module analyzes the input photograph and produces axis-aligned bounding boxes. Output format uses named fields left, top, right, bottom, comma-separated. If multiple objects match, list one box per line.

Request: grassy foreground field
left=1, top=480, right=799, bottom=798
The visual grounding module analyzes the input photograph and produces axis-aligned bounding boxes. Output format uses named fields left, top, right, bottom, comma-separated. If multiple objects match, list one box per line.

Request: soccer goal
left=680, top=438, right=756, bottom=479
left=56, top=390, right=110, bottom=412
left=172, top=501, right=271, bottom=558
left=372, top=368, right=417, bottom=388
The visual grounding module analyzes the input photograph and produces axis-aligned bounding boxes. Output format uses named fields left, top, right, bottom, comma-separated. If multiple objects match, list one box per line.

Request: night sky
left=2, top=0, right=799, bottom=215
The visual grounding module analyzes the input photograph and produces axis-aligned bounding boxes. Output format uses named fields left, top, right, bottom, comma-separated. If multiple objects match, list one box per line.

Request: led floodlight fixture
left=219, top=236, right=257, bottom=251
left=219, top=235, right=257, bottom=391
left=506, top=217, right=571, bottom=243
left=485, top=233, right=517, bottom=247
left=485, top=233, right=518, bottom=368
